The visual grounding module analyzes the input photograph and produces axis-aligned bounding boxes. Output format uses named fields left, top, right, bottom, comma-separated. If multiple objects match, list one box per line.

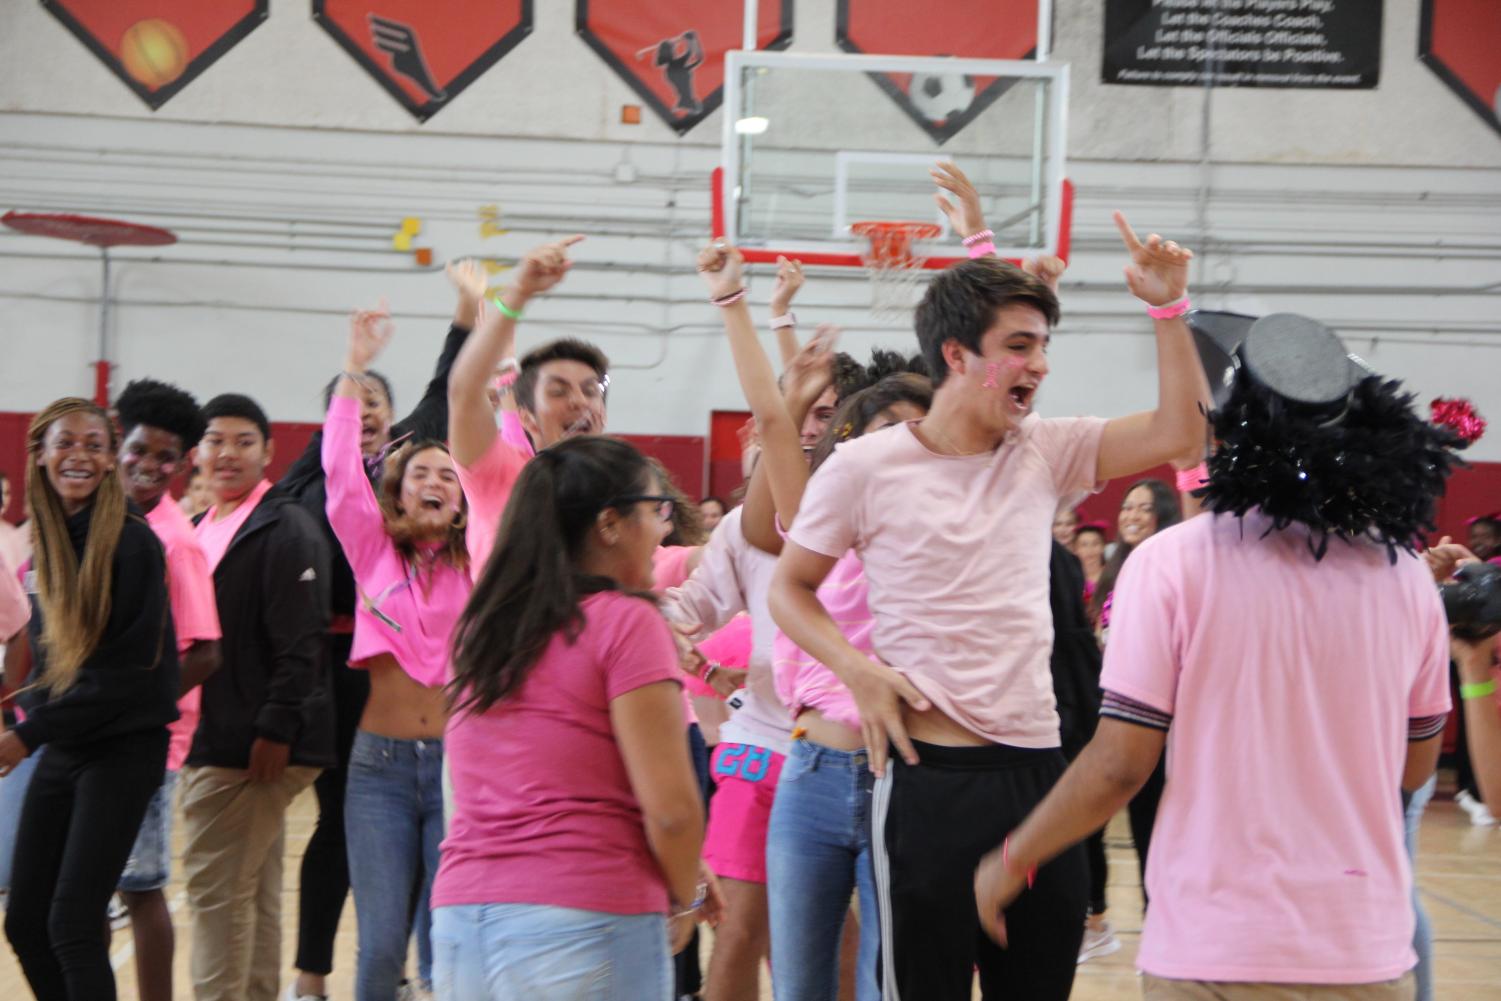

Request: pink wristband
left=967, top=241, right=996, bottom=260
left=961, top=229, right=995, bottom=248
left=1146, top=296, right=1192, bottom=320
left=1175, top=463, right=1208, bottom=492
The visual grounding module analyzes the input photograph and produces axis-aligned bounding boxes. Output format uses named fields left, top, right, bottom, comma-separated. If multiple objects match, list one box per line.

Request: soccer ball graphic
left=909, top=71, right=975, bottom=124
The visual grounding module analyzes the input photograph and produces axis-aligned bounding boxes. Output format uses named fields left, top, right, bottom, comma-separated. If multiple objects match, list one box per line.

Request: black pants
left=5, top=728, right=168, bottom=1001
left=871, top=740, right=1087, bottom=1001
left=1084, top=827, right=1108, bottom=916
left=294, top=633, right=370, bottom=975
left=1127, top=757, right=1166, bottom=907
left=673, top=722, right=712, bottom=996
left=1450, top=660, right=1480, bottom=799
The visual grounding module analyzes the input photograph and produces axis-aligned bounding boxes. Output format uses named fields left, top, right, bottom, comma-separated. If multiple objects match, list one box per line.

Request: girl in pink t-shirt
left=432, top=435, right=712, bottom=1000
left=324, top=308, right=474, bottom=999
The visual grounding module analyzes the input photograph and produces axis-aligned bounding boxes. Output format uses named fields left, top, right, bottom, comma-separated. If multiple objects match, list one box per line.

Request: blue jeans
left=345, top=730, right=445, bottom=1000
left=1403, top=774, right=1437, bottom=1001
left=0, top=750, right=41, bottom=892
left=766, top=738, right=880, bottom=1001
left=431, top=903, right=670, bottom=1000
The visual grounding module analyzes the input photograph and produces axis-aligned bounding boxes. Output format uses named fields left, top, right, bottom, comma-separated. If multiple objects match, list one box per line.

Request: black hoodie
left=189, top=485, right=334, bottom=769
left=13, top=502, right=179, bottom=752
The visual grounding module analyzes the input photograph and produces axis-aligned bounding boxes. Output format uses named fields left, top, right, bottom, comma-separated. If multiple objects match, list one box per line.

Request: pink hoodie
left=323, top=396, right=472, bottom=687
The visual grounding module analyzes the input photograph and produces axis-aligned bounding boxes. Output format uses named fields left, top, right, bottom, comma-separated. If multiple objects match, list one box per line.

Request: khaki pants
left=181, top=765, right=320, bottom=1001
left=1143, top=972, right=1416, bottom=1001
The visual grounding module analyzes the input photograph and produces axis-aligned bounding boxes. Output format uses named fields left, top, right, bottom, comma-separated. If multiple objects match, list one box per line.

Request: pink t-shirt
left=146, top=499, right=222, bottom=772
left=1101, top=510, right=1451, bottom=984
left=323, top=398, right=472, bottom=688
left=790, top=416, right=1105, bottom=747
left=196, top=478, right=273, bottom=572
left=433, top=591, right=682, bottom=915
left=454, top=434, right=528, bottom=574
left=773, top=550, right=870, bottom=732
left=0, top=547, right=26, bottom=642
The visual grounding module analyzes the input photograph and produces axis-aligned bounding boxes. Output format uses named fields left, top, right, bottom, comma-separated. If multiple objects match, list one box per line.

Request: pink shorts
left=702, top=743, right=784, bottom=885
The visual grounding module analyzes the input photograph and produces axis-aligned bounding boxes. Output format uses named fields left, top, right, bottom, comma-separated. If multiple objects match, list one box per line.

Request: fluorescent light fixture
left=734, top=116, right=769, bottom=135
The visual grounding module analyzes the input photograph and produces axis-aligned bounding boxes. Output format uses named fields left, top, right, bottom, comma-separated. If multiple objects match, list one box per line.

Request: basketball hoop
left=851, top=220, right=941, bottom=323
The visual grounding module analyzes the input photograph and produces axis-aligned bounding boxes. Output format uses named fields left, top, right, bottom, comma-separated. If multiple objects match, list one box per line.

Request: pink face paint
left=982, top=362, right=1001, bottom=389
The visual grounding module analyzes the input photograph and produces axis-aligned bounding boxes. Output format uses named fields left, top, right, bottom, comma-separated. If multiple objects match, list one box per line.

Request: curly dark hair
left=831, top=349, right=928, bottom=402
left=1200, top=373, right=1462, bottom=562
left=115, top=378, right=205, bottom=447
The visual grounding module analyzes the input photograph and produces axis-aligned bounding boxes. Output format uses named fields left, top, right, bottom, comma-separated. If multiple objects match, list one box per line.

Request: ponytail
left=448, top=436, right=653, bottom=715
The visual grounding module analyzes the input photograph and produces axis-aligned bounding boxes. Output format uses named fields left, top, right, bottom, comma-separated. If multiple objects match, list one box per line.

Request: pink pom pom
left=1431, top=397, right=1487, bottom=446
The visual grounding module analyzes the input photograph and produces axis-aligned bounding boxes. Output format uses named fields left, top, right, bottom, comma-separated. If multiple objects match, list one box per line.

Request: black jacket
left=1049, top=541, right=1104, bottom=759
left=13, top=503, right=179, bottom=752
left=189, top=486, right=334, bottom=769
left=277, top=323, right=470, bottom=618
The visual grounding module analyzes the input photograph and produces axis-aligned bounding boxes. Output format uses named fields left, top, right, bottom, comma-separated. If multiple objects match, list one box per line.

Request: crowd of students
left=0, top=161, right=1496, bottom=1001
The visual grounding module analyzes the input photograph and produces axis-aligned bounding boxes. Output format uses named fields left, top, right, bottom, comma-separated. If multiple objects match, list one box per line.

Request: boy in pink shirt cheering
left=771, top=164, right=1205, bottom=1000
left=976, top=313, right=1461, bottom=1000
left=114, top=378, right=224, bottom=1001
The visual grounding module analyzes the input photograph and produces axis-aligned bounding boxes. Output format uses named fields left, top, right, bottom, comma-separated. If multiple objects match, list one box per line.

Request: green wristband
left=1461, top=679, right=1497, bottom=701
left=491, top=296, right=523, bottom=321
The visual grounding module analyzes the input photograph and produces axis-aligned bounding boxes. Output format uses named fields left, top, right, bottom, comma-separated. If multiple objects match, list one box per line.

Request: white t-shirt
left=790, top=415, right=1106, bottom=747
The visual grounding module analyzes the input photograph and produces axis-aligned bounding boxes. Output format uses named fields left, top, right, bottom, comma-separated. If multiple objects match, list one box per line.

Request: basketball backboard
left=712, top=49, right=1071, bottom=270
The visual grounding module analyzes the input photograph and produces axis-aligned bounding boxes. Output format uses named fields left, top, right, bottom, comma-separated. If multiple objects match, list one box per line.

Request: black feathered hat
left=1186, top=310, right=1461, bottom=562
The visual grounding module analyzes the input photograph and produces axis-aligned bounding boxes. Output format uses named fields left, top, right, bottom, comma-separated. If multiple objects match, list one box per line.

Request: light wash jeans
left=766, top=738, right=881, bottom=1001
left=1403, top=774, right=1437, bottom=1001
left=344, top=731, right=445, bottom=1000
left=432, top=902, right=670, bottom=1000
left=0, top=750, right=41, bottom=893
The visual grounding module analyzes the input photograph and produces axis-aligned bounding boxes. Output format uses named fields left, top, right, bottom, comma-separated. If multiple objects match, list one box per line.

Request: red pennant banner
left=314, top=0, right=533, bottom=121
left=577, top=0, right=793, bottom=135
left=1420, top=0, right=1501, bottom=139
left=42, top=0, right=267, bottom=110
left=836, top=0, right=1040, bottom=144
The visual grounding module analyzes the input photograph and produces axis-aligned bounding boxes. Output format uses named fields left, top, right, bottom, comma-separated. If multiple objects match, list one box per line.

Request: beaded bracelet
left=961, top=229, right=995, bottom=247
left=712, top=288, right=748, bottom=307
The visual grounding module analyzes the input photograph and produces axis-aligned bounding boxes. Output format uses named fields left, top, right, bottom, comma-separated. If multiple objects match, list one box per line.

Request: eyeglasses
left=611, top=494, right=676, bottom=522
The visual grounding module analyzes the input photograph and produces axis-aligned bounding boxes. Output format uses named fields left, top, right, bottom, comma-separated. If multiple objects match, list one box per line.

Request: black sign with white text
left=1103, top=0, right=1381, bottom=89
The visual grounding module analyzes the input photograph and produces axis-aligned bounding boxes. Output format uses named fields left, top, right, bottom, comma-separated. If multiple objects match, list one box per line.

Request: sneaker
left=1457, top=789, right=1497, bottom=827
left=396, top=981, right=433, bottom=1001
left=283, top=985, right=327, bottom=1001
left=107, top=894, right=130, bottom=931
left=1078, top=919, right=1121, bottom=963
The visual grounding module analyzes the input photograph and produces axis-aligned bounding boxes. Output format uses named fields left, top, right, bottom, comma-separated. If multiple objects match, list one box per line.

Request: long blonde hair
left=26, top=398, right=126, bottom=693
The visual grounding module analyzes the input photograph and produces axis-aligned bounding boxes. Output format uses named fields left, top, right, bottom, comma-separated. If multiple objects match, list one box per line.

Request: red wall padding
left=2, top=410, right=1496, bottom=540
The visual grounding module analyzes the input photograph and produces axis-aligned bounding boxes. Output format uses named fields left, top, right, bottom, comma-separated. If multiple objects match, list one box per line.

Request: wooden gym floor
left=2, top=776, right=1500, bottom=999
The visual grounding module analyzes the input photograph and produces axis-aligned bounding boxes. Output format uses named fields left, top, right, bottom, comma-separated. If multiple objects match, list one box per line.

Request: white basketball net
left=856, top=222, right=937, bottom=325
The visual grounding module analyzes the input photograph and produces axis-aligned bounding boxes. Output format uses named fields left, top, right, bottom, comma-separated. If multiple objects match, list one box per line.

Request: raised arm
left=324, top=307, right=399, bottom=574
left=386, top=262, right=485, bottom=444
left=768, top=256, right=806, bottom=368
left=1095, top=215, right=1205, bottom=482
left=448, top=238, right=581, bottom=467
left=697, top=243, right=833, bottom=555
